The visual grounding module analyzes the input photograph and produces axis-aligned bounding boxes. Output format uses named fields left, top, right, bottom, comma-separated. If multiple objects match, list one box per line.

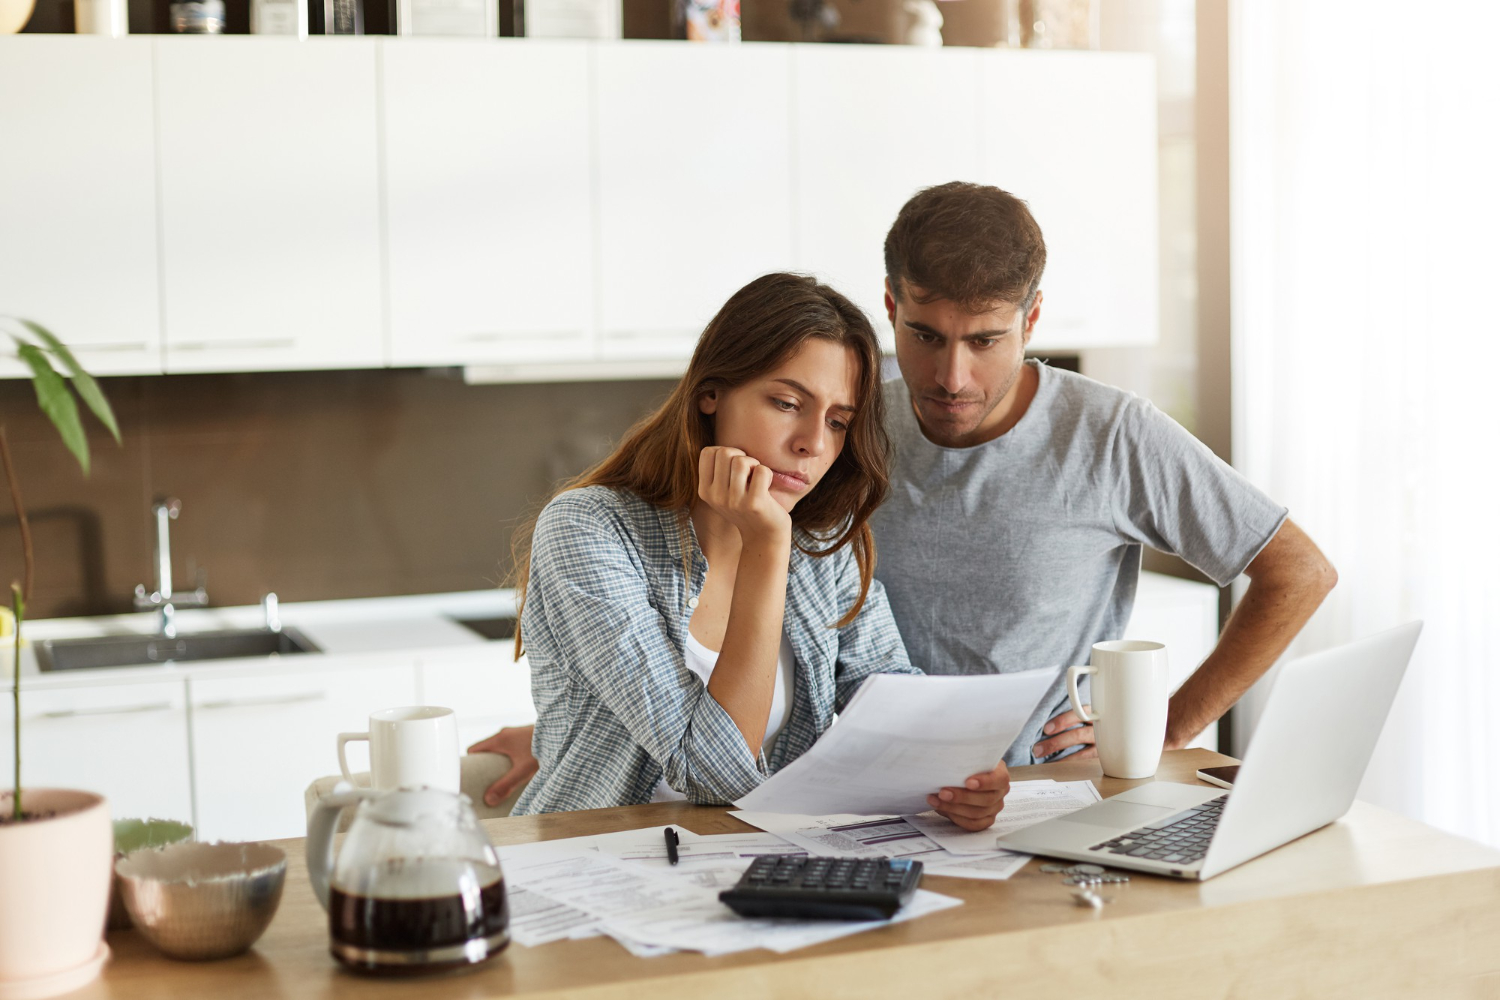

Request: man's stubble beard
left=913, top=355, right=1026, bottom=449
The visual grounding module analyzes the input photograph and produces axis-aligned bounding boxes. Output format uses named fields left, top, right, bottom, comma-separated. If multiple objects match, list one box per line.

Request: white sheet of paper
left=922, top=851, right=1031, bottom=881
left=733, top=669, right=1059, bottom=816
left=495, top=840, right=708, bottom=946
left=601, top=887, right=964, bottom=956
left=904, top=779, right=1103, bottom=855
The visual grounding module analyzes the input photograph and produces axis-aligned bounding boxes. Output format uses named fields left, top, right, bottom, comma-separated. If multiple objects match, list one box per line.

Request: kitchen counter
left=5, top=589, right=520, bottom=690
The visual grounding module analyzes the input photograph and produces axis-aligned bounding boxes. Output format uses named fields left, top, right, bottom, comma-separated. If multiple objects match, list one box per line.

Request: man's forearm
left=1166, top=521, right=1336, bottom=748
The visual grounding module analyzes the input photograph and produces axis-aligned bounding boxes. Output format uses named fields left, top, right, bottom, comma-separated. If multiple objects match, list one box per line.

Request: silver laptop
left=997, top=621, right=1422, bottom=881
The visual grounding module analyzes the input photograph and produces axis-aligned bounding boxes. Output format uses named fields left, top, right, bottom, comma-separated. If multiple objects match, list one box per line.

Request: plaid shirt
left=512, top=486, right=920, bottom=815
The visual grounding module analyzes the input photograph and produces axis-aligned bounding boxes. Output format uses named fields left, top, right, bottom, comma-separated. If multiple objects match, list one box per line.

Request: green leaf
left=17, top=344, right=90, bottom=476
left=20, top=320, right=121, bottom=445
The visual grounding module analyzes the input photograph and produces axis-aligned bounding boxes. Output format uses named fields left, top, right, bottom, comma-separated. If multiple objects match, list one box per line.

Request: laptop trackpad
left=1064, top=800, right=1177, bottom=829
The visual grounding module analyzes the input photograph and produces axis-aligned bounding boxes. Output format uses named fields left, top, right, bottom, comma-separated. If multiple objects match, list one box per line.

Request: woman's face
left=699, top=338, right=860, bottom=512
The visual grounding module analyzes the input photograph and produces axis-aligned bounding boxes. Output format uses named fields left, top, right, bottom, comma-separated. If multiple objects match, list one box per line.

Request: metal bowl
left=115, top=841, right=286, bottom=961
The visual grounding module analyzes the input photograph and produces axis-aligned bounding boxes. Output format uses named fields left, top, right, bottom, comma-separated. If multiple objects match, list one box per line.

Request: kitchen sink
left=450, top=616, right=517, bottom=642
left=36, top=628, right=320, bottom=673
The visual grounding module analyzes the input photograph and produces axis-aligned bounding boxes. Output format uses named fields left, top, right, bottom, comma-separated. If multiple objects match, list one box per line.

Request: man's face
left=887, top=280, right=1041, bottom=448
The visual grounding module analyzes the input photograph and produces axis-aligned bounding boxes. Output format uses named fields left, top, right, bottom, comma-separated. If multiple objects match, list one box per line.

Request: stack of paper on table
left=495, top=779, right=1102, bottom=957
left=496, top=827, right=962, bottom=957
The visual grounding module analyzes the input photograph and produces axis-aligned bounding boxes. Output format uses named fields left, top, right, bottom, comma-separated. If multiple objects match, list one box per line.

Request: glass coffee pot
left=306, top=786, right=509, bottom=975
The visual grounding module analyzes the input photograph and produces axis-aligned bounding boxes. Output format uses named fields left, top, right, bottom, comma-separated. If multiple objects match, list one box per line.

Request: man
left=871, top=181, right=1335, bottom=764
left=472, top=181, right=1336, bottom=801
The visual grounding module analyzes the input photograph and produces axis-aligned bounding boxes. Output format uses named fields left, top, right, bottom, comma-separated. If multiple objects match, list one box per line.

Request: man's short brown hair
left=883, top=181, right=1047, bottom=312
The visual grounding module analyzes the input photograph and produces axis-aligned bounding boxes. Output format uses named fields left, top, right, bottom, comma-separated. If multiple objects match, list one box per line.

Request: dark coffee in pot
left=328, top=860, right=509, bottom=975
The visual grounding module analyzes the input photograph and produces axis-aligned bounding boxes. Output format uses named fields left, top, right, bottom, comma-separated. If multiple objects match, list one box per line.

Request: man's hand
left=1033, top=708, right=1098, bottom=761
left=926, top=761, right=1011, bottom=832
left=467, top=725, right=538, bottom=807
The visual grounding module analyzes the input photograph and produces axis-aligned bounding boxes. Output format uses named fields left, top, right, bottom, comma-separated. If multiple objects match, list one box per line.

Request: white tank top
left=650, top=631, right=797, bottom=803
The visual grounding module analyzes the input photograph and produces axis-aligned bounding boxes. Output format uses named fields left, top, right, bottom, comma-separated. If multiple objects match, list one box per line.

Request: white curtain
left=1230, top=2, right=1500, bottom=845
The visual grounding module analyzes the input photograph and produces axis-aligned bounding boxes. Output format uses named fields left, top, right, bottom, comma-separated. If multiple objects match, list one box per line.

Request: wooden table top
left=88, top=749, right=1500, bottom=1000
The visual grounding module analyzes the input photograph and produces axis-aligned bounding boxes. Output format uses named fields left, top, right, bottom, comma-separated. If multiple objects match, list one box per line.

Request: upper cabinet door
left=793, top=46, right=982, bottom=352
left=978, top=51, right=1158, bottom=349
left=0, top=37, right=162, bottom=377
left=155, top=37, right=385, bottom=373
left=383, top=40, right=594, bottom=368
left=595, top=42, right=795, bottom=361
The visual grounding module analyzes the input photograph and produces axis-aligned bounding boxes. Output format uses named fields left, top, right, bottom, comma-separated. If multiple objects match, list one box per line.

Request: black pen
left=664, top=826, right=680, bottom=865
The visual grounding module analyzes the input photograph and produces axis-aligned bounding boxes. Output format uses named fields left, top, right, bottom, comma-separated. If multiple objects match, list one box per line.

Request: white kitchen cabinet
left=793, top=46, right=982, bottom=351
left=977, top=51, right=1158, bottom=349
left=594, top=42, right=795, bottom=361
left=418, top=646, right=534, bottom=753
left=0, top=678, right=193, bottom=826
left=383, top=40, right=595, bottom=368
left=154, top=37, right=385, bottom=374
left=187, top=659, right=416, bottom=842
left=0, top=37, right=163, bottom=377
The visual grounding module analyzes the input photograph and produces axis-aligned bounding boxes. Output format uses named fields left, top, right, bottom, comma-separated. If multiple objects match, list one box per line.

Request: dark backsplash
left=0, top=369, right=674, bottom=620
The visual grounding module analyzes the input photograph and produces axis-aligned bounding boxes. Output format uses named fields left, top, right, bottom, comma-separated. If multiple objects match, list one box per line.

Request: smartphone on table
left=1196, top=764, right=1240, bottom=789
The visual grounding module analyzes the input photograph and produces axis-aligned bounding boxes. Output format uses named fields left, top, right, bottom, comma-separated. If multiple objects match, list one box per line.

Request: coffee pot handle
left=1067, top=665, right=1099, bottom=723
left=306, top=784, right=375, bottom=910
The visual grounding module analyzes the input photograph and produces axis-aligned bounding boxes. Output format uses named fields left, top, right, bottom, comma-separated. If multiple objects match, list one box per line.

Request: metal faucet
left=134, top=497, right=208, bottom=638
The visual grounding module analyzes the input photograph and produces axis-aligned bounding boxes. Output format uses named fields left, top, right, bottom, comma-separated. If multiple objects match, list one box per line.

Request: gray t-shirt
left=871, top=362, right=1287, bottom=766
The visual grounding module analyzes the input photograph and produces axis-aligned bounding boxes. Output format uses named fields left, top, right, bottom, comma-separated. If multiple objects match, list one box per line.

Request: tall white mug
left=337, top=706, right=461, bottom=792
left=1067, top=640, right=1169, bottom=779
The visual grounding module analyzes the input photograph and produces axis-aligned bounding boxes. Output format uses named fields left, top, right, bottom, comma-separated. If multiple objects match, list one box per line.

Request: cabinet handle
left=458, top=330, right=586, bottom=343
left=172, top=338, right=297, bottom=352
left=605, top=329, right=696, bottom=341
left=32, top=701, right=173, bottom=720
left=67, top=342, right=152, bottom=354
left=196, top=691, right=327, bottom=711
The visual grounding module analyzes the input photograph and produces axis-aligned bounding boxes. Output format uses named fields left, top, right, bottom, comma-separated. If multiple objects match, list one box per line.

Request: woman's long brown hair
left=511, top=272, right=890, bottom=657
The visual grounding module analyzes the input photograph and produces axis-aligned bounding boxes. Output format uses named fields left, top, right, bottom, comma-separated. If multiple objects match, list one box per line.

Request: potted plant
left=0, top=319, right=122, bottom=997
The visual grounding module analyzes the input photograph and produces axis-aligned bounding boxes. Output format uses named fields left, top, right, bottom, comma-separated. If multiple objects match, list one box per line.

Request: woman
left=503, top=273, right=1010, bottom=829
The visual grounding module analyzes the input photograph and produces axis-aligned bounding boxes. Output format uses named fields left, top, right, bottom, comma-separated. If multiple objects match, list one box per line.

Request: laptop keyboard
left=1090, top=794, right=1229, bottom=865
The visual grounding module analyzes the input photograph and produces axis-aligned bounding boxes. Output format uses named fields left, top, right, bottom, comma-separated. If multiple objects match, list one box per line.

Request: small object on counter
left=901, top=0, right=942, bottom=46
left=108, top=818, right=194, bottom=931
left=1018, top=0, right=1098, bottom=49
left=74, top=0, right=127, bottom=35
left=519, top=0, right=619, bottom=38
left=251, top=0, right=308, bottom=34
left=169, top=0, right=225, bottom=32
left=1071, top=886, right=1109, bottom=909
left=673, top=0, right=737, bottom=41
left=309, top=0, right=363, bottom=33
left=664, top=826, right=680, bottom=865
left=396, top=0, right=496, bottom=35
left=116, top=841, right=286, bottom=961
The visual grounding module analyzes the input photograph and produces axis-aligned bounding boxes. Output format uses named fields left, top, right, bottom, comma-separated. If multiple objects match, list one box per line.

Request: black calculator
left=718, top=856, right=923, bottom=921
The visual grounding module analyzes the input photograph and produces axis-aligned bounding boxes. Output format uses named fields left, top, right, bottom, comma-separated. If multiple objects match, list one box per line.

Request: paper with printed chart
left=904, top=779, right=1104, bottom=855
left=733, top=668, right=1059, bottom=817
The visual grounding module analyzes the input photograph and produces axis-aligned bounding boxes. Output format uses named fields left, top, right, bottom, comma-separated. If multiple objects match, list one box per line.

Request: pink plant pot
left=0, top=790, right=113, bottom=994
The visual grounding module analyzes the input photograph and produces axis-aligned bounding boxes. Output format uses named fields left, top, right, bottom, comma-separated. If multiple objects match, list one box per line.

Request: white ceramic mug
left=337, top=706, right=461, bottom=792
left=1067, top=640, right=1169, bottom=779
